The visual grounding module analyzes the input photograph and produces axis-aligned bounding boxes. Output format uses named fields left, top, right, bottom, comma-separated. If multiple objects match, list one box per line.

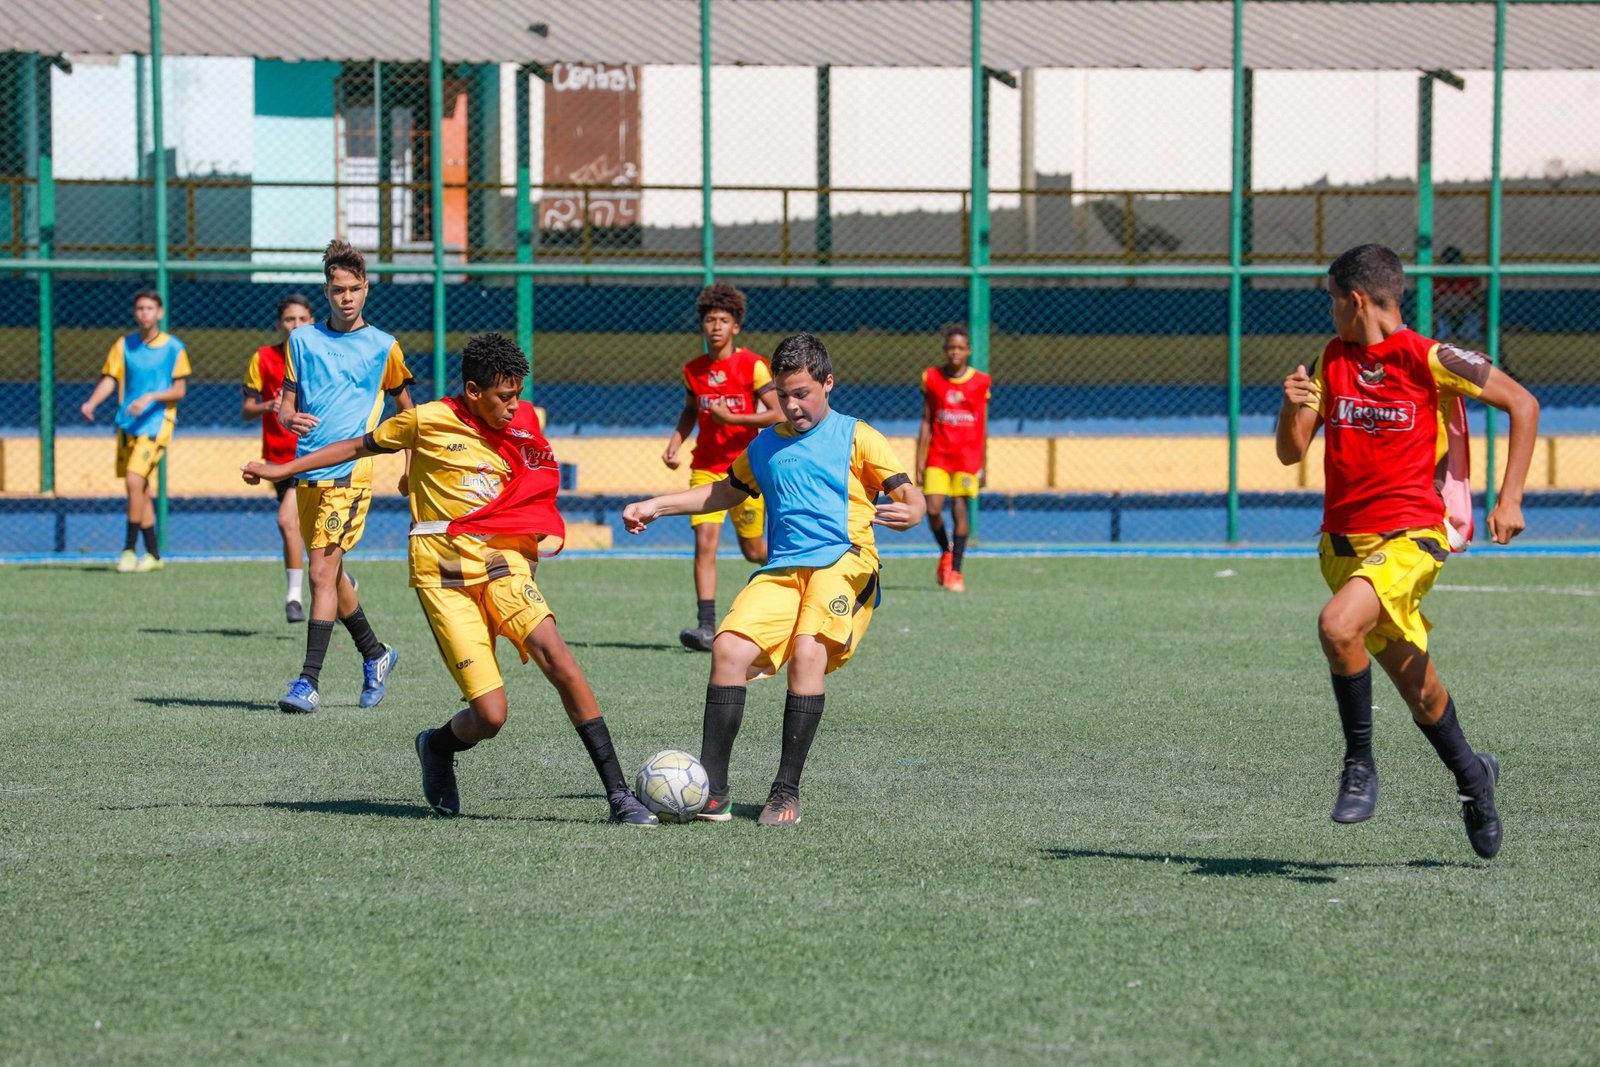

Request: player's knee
left=740, top=540, right=766, bottom=564
left=469, top=701, right=507, bottom=735
left=1316, top=604, right=1365, bottom=652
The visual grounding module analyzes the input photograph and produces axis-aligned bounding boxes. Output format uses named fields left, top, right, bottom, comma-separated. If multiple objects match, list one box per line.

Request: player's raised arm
left=242, top=434, right=372, bottom=485
left=1276, top=363, right=1322, bottom=465
left=623, top=477, right=750, bottom=534
left=1476, top=366, right=1540, bottom=544
left=872, top=475, right=926, bottom=531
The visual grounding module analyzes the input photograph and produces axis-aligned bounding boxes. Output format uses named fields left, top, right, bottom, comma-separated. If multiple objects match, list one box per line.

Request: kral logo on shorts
left=1329, top=395, right=1415, bottom=433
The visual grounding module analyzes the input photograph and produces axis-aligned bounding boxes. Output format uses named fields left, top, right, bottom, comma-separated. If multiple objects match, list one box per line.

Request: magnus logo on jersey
left=1329, top=395, right=1415, bottom=433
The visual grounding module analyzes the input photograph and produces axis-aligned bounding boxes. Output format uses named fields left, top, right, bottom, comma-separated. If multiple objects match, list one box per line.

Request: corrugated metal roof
left=6, top=1, right=1599, bottom=70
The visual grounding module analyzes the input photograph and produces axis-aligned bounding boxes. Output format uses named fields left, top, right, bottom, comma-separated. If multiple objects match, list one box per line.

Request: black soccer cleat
left=678, top=625, right=715, bottom=652
left=415, top=729, right=460, bottom=817
left=1460, top=752, right=1502, bottom=859
left=285, top=599, right=305, bottom=623
left=757, top=784, right=801, bottom=827
left=695, top=790, right=733, bottom=823
left=607, top=789, right=659, bottom=826
left=1331, top=759, right=1379, bottom=823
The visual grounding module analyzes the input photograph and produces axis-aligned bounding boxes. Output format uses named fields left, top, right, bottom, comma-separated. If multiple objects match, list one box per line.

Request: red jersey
left=1307, top=328, right=1491, bottom=535
left=243, top=344, right=298, bottom=465
left=683, top=347, right=773, bottom=474
left=921, top=365, right=992, bottom=474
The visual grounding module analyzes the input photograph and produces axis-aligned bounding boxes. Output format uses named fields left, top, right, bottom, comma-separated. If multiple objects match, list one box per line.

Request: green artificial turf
left=3, top=555, right=1598, bottom=1065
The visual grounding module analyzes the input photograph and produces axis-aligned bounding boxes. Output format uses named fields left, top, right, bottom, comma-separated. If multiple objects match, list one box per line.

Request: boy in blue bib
left=624, top=333, right=926, bottom=827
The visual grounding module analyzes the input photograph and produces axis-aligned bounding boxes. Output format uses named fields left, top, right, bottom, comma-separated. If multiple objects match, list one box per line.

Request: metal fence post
left=429, top=0, right=447, bottom=400
left=1485, top=0, right=1508, bottom=519
left=149, top=0, right=170, bottom=551
left=1225, top=0, right=1245, bottom=543
left=700, top=0, right=714, bottom=287
left=516, top=65, right=535, bottom=398
left=36, top=54, right=56, bottom=494
left=968, top=0, right=990, bottom=539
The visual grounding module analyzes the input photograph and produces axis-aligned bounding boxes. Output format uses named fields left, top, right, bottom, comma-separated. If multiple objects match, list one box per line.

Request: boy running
left=1276, top=243, right=1539, bottom=859
left=244, top=333, right=657, bottom=825
left=242, top=293, right=314, bottom=622
left=661, top=284, right=782, bottom=651
left=80, top=289, right=190, bottom=573
left=273, top=240, right=412, bottom=714
left=915, top=323, right=991, bottom=592
left=625, top=333, right=926, bottom=827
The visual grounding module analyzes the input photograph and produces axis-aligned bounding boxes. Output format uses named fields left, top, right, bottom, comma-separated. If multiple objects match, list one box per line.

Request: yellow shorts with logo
left=297, top=485, right=371, bottom=553
left=1319, top=526, right=1450, bottom=655
left=688, top=468, right=765, bottom=539
left=417, top=572, right=555, bottom=701
left=923, top=467, right=979, bottom=498
left=718, top=548, right=880, bottom=681
left=115, top=431, right=167, bottom=482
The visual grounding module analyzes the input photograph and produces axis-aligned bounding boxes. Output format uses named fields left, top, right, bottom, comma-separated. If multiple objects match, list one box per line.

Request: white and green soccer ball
left=635, top=749, right=711, bottom=823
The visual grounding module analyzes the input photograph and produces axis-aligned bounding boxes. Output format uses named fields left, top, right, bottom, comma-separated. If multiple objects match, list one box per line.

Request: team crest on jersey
left=1363, top=552, right=1387, bottom=567
left=1358, top=363, right=1386, bottom=387
left=1328, top=396, right=1415, bottom=434
left=323, top=512, right=342, bottom=534
left=707, top=369, right=728, bottom=386
left=828, top=595, right=849, bottom=617
left=523, top=582, right=544, bottom=604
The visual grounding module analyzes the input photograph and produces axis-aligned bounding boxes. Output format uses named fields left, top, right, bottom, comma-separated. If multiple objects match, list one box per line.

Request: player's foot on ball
left=696, top=791, right=733, bottom=822
left=944, top=571, right=967, bottom=594
left=757, top=784, right=801, bottom=827
left=1460, top=752, right=1502, bottom=859
left=115, top=550, right=138, bottom=573
left=133, top=555, right=163, bottom=573
left=1331, top=758, right=1378, bottom=823
left=936, top=550, right=953, bottom=586
left=678, top=625, right=715, bottom=652
left=278, top=677, right=320, bottom=714
left=607, top=790, right=659, bottom=826
left=359, top=645, right=399, bottom=708
left=415, top=729, right=460, bottom=816
left=285, top=599, right=306, bottom=623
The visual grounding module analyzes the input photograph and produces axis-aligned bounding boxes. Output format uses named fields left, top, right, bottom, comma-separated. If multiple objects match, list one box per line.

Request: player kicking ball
left=624, top=333, right=926, bottom=827
left=244, top=333, right=656, bottom=825
left=1276, top=243, right=1539, bottom=859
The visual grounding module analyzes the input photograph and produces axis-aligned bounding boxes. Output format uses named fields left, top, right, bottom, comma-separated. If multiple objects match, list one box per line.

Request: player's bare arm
left=80, top=375, right=117, bottom=421
left=242, top=435, right=372, bottom=485
left=1275, top=364, right=1322, bottom=465
left=125, top=378, right=187, bottom=418
left=705, top=386, right=785, bottom=428
left=663, top=390, right=697, bottom=468
left=872, top=478, right=927, bottom=531
left=390, top=386, right=416, bottom=493
left=241, top=394, right=275, bottom=420
left=623, top=478, right=748, bottom=533
left=1476, top=366, right=1541, bottom=544
left=277, top=388, right=320, bottom=435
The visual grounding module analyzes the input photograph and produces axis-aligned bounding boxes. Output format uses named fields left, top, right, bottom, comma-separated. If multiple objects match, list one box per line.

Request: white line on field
left=1435, top=584, right=1600, bottom=597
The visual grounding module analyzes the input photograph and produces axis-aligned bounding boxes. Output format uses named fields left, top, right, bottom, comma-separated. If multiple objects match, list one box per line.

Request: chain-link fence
left=3, top=1, right=1598, bottom=558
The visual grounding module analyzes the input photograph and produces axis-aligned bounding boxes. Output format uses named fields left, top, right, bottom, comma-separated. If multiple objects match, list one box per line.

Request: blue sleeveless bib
left=745, top=411, right=857, bottom=574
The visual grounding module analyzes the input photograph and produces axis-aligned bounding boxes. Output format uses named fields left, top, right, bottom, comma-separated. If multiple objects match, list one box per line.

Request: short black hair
left=276, top=292, right=313, bottom=319
left=940, top=322, right=970, bottom=343
left=1328, top=243, right=1405, bottom=308
left=132, top=288, right=163, bottom=308
left=696, top=283, right=747, bottom=326
left=461, top=332, right=529, bottom=389
left=771, top=332, right=832, bottom=383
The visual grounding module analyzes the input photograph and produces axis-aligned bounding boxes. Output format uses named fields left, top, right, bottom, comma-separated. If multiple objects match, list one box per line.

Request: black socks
left=339, top=607, right=386, bottom=661
left=1331, top=666, right=1374, bottom=764
left=700, top=684, right=747, bottom=795
left=428, top=719, right=476, bottom=756
left=951, top=534, right=968, bottom=574
left=1417, top=696, right=1489, bottom=796
left=696, top=599, right=716, bottom=630
left=576, top=716, right=629, bottom=796
left=773, top=691, right=825, bottom=793
left=124, top=521, right=140, bottom=552
left=931, top=525, right=950, bottom=552
left=300, top=620, right=334, bottom=685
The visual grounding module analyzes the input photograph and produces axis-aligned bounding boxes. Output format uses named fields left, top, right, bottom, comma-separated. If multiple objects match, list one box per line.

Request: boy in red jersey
left=242, top=294, right=314, bottom=621
left=914, top=323, right=990, bottom=592
left=1276, top=243, right=1539, bottom=859
left=661, top=284, right=783, bottom=650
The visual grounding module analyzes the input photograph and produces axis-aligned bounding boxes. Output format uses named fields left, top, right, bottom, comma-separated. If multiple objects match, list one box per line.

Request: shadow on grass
left=14, top=564, right=111, bottom=572
left=100, top=797, right=600, bottom=824
left=141, top=626, right=283, bottom=639
left=1043, top=848, right=1469, bottom=884
left=566, top=640, right=682, bottom=653
left=136, top=697, right=276, bottom=711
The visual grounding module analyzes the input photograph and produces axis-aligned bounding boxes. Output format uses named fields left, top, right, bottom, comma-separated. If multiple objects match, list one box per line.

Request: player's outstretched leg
left=926, top=493, right=951, bottom=586
left=523, top=617, right=656, bottom=825
left=335, top=568, right=398, bottom=708
left=699, top=631, right=762, bottom=821
left=1329, top=665, right=1377, bottom=823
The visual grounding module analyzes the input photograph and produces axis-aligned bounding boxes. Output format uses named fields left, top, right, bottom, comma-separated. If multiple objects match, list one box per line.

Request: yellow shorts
left=1319, top=527, right=1449, bottom=655
left=689, top=468, right=765, bottom=539
left=923, top=467, right=979, bottom=498
left=297, top=485, right=371, bottom=553
left=115, top=431, right=167, bottom=482
left=718, top=548, right=880, bottom=681
left=417, top=572, right=555, bottom=701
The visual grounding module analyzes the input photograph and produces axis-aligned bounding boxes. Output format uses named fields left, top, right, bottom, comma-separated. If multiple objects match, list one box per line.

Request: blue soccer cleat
left=278, top=677, right=320, bottom=714
left=359, top=645, right=399, bottom=708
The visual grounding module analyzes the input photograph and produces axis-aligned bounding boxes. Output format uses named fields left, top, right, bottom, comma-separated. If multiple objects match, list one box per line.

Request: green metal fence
left=2, top=0, right=1598, bottom=558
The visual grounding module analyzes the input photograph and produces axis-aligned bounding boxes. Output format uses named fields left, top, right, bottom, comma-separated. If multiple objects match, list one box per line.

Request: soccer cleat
left=608, top=790, right=659, bottom=826
left=415, top=730, right=460, bottom=816
left=696, top=791, right=733, bottom=822
left=285, top=599, right=306, bottom=623
left=1331, top=759, right=1378, bottom=823
left=678, top=625, right=715, bottom=652
left=1460, top=752, right=1502, bottom=859
left=757, top=784, right=801, bottom=827
left=116, top=550, right=138, bottom=573
left=936, top=550, right=954, bottom=586
left=278, top=677, right=320, bottom=714
left=944, top=571, right=967, bottom=594
left=359, top=645, right=400, bottom=708
left=133, top=555, right=163, bottom=573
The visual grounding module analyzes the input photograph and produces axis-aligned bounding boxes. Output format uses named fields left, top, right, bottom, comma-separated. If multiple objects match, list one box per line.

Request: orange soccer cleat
left=944, top=571, right=967, bottom=593
left=936, top=550, right=954, bottom=586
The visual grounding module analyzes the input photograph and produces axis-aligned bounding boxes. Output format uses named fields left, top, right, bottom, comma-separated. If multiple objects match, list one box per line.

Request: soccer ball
left=635, top=749, right=711, bottom=823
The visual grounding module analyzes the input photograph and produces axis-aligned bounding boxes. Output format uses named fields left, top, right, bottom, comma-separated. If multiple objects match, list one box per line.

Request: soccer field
left=4, top=555, right=1598, bottom=1065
